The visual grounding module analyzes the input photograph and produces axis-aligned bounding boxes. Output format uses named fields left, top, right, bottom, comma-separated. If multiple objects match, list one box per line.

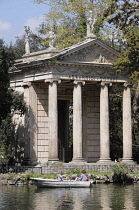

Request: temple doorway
left=58, top=100, right=73, bottom=162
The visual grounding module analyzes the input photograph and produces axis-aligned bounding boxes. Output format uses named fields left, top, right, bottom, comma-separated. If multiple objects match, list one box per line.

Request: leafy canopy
left=0, top=39, right=27, bottom=160
left=34, top=0, right=115, bottom=49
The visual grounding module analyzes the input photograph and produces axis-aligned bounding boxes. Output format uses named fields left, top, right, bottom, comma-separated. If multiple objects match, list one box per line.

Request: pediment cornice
left=10, top=37, right=119, bottom=73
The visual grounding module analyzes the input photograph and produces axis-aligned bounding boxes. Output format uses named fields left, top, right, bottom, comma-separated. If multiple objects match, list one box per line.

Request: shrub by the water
left=111, top=163, right=129, bottom=183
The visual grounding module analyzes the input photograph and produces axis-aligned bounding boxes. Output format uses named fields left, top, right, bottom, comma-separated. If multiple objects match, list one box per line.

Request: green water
left=0, top=183, right=139, bottom=210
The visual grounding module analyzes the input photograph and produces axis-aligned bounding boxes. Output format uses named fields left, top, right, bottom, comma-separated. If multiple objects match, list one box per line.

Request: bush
left=68, top=168, right=81, bottom=175
left=111, top=163, right=128, bottom=183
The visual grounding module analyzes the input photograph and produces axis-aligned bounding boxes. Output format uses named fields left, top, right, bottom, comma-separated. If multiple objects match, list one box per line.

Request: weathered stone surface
left=9, top=37, right=132, bottom=165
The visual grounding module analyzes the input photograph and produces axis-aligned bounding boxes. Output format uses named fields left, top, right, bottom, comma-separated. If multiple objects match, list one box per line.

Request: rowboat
left=30, top=178, right=93, bottom=188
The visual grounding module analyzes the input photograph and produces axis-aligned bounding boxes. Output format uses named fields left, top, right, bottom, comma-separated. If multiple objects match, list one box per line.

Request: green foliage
left=90, top=174, right=96, bottom=179
left=101, top=0, right=139, bottom=72
left=29, top=171, right=57, bottom=179
left=103, top=0, right=139, bottom=32
left=0, top=40, right=11, bottom=123
left=43, top=173, right=57, bottom=179
left=109, top=84, right=123, bottom=160
left=34, top=0, right=114, bottom=50
left=88, top=169, right=112, bottom=176
left=0, top=114, right=13, bottom=159
left=111, top=163, right=128, bottom=183
left=0, top=91, right=27, bottom=159
left=102, top=1, right=139, bottom=162
left=20, top=177, right=27, bottom=182
left=0, top=39, right=27, bottom=160
left=68, top=168, right=81, bottom=174
left=11, top=91, right=27, bottom=116
left=113, top=28, right=139, bottom=75
left=90, top=169, right=100, bottom=174
left=7, top=174, right=15, bottom=180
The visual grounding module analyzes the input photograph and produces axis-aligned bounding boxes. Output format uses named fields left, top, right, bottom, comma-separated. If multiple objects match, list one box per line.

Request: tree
left=101, top=0, right=139, bottom=162
left=0, top=39, right=27, bottom=161
left=34, top=0, right=115, bottom=49
left=0, top=40, right=11, bottom=123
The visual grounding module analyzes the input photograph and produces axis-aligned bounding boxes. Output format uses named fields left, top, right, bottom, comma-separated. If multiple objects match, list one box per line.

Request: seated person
left=80, top=170, right=89, bottom=181
left=57, top=170, right=63, bottom=181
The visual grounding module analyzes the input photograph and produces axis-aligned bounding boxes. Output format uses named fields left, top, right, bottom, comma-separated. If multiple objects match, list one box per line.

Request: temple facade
left=10, top=36, right=133, bottom=165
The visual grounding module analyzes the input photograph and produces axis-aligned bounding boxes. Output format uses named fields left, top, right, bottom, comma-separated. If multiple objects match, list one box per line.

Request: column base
left=48, top=158, right=60, bottom=164
left=70, top=157, right=87, bottom=164
left=122, top=158, right=136, bottom=164
left=97, top=158, right=112, bottom=164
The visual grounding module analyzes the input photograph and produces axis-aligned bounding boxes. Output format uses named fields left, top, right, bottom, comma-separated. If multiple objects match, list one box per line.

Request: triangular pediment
left=57, top=38, right=119, bottom=64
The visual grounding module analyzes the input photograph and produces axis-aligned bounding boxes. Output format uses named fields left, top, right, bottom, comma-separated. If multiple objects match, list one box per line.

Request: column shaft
left=72, top=81, right=85, bottom=162
left=28, top=84, right=38, bottom=163
left=99, top=83, right=111, bottom=162
left=123, top=84, right=133, bottom=162
left=48, top=81, right=59, bottom=161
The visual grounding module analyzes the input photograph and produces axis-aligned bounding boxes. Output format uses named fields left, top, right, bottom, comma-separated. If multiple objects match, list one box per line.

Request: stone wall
left=83, top=85, right=100, bottom=162
left=37, top=84, right=49, bottom=163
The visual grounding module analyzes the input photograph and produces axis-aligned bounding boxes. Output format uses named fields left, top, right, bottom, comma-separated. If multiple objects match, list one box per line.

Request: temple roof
left=11, top=36, right=119, bottom=71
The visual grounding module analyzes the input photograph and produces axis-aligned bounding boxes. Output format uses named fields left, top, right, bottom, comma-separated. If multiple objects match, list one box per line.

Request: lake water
left=0, top=183, right=139, bottom=210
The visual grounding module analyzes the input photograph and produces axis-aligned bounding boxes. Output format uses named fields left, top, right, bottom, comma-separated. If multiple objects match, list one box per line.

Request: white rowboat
left=30, top=178, right=93, bottom=188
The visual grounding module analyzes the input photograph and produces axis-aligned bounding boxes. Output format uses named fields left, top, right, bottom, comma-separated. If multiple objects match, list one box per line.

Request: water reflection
left=0, top=185, right=35, bottom=210
left=0, top=184, right=139, bottom=209
left=109, top=184, right=137, bottom=210
left=34, top=188, right=92, bottom=210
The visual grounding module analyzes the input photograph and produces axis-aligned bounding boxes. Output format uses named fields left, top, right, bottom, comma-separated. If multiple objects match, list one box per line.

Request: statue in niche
left=48, top=29, right=56, bottom=49
left=87, top=10, right=96, bottom=37
left=25, top=35, right=30, bottom=55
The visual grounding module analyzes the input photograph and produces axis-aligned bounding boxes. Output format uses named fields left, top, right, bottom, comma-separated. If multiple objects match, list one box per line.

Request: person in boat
left=57, top=170, right=63, bottom=181
left=80, top=170, right=89, bottom=181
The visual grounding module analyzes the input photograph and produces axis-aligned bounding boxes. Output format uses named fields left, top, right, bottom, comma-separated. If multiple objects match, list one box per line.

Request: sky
left=0, top=0, right=49, bottom=45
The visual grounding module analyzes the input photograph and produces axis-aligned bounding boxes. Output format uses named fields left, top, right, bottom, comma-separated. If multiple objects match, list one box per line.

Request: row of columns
left=99, top=82, right=133, bottom=163
left=47, top=79, right=133, bottom=163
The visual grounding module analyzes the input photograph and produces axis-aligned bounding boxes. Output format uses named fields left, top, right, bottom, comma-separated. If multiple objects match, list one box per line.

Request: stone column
left=122, top=83, right=133, bottom=162
left=46, top=79, right=61, bottom=162
left=22, top=82, right=38, bottom=165
left=22, top=83, right=30, bottom=162
left=29, top=84, right=38, bottom=164
left=72, top=80, right=85, bottom=163
left=99, top=82, right=111, bottom=162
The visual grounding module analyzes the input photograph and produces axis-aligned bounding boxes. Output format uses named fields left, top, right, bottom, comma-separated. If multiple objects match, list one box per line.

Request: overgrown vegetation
left=1, top=165, right=139, bottom=184
left=111, top=163, right=129, bottom=183
left=0, top=39, right=27, bottom=162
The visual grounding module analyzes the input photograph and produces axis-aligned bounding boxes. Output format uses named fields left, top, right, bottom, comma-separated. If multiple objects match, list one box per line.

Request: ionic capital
left=73, top=80, right=85, bottom=85
left=100, top=82, right=112, bottom=87
left=22, top=82, right=31, bottom=87
left=123, top=82, right=132, bottom=89
left=45, top=79, right=61, bottom=84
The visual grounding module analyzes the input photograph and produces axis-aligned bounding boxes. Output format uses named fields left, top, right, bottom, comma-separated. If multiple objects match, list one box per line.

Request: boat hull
left=30, top=178, right=92, bottom=188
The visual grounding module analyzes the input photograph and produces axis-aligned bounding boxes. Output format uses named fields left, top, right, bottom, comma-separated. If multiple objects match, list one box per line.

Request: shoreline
left=0, top=172, right=139, bottom=186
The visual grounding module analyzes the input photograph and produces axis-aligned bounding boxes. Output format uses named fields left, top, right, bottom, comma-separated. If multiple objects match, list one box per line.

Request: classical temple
left=10, top=26, right=133, bottom=165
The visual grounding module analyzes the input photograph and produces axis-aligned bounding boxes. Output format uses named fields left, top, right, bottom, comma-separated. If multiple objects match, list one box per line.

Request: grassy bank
left=0, top=163, right=139, bottom=185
